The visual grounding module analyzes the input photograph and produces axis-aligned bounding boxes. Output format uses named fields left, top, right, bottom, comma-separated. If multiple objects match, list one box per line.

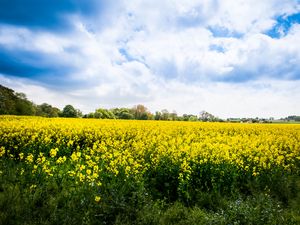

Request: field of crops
left=1, top=116, right=300, bottom=225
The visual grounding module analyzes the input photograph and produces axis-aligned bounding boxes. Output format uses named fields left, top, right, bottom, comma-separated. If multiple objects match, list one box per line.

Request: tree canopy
left=0, top=85, right=35, bottom=115
left=61, top=105, right=78, bottom=118
left=35, top=103, right=61, bottom=117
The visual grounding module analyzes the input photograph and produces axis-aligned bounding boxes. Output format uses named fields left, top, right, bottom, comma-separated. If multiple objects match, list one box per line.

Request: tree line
left=3, top=84, right=298, bottom=122
left=0, top=84, right=223, bottom=121
left=83, top=105, right=222, bottom=121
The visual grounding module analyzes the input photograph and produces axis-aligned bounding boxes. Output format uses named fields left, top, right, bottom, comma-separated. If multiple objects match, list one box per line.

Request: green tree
left=199, top=111, right=220, bottom=122
left=170, top=110, right=178, bottom=121
left=161, top=109, right=169, bottom=120
left=35, top=103, right=61, bottom=117
left=0, top=85, right=35, bottom=115
left=154, top=111, right=162, bottom=120
left=86, top=112, right=95, bottom=118
left=188, top=115, right=198, bottom=121
left=131, top=104, right=151, bottom=120
left=94, top=108, right=115, bottom=119
left=76, top=109, right=83, bottom=118
left=61, top=105, right=77, bottom=118
left=111, top=108, right=134, bottom=119
left=15, top=97, right=35, bottom=115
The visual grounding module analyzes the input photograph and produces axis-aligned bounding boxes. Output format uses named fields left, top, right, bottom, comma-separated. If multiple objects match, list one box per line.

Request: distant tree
left=182, top=114, right=189, bottom=121
left=15, top=97, right=35, bottom=115
left=111, top=108, right=134, bottom=119
left=147, top=112, right=154, bottom=120
left=94, top=109, right=103, bottom=118
left=0, top=85, right=15, bottom=114
left=119, top=111, right=134, bottom=119
left=131, top=104, right=150, bottom=120
left=35, top=103, right=60, bottom=117
left=61, top=105, right=77, bottom=118
left=35, top=104, right=47, bottom=117
left=170, top=111, right=178, bottom=121
left=199, top=111, right=219, bottom=122
left=154, top=111, right=162, bottom=120
left=110, top=108, right=120, bottom=118
left=94, top=108, right=115, bottom=119
left=139, top=112, right=149, bottom=120
left=161, top=109, right=169, bottom=120
left=286, top=115, right=300, bottom=121
left=189, top=115, right=198, bottom=121
left=87, top=112, right=95, bottom=118
left=15, top=92, right=27, bottom=100
left=0, top=85, right=35, bottom=115
left=76, top=109, right=83, bottom=118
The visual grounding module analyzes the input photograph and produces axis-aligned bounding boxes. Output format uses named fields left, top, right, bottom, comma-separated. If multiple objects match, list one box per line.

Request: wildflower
left=56, top=156, right=66, bottom=164
left=71, top=152, right=80, bottom=161
left=19, top=152, right=24, bottom=160
left=95, top=196, right=101, bottom=202
left=0, top=147, right=6, bottom=157
left=26, top=154, right=34, bottom=163
left=50, top=148, right=58, bottom=158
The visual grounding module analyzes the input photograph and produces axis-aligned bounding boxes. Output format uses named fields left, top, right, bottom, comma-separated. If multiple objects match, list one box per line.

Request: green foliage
left=35, top=103, right=61, bottom=117
left=1, top=163, right=298, bottom=225
left=61, top=105, right=78, bottom=118
left=0, top=85, right=35, bottom=115
left=111, top=108, right=134, bottom=119
left=85, top=112, right=95, bottom=118
left=160, top=109, right=169, bottom=120
left=188, top=115, right=198, bottom=121
left=285, top=115, right=300, bottom=121
left=154, top=111, right=162, bottom=120
left=131, top=104, right=151, bottom=120
left=94, top=108, right=115, bottom=119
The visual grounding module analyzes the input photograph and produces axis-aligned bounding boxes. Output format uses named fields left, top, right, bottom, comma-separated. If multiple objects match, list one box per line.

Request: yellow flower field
left=0, top=116, right=300, bottom=224
left=1, top=116, right=299, bottom=186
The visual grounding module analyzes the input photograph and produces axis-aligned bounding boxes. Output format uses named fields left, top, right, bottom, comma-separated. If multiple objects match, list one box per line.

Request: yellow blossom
left=26, top=154, right=34, bottom=163
left=50, top=148, right=58, bottom=158
left=95, top=196, right=101, bottom=202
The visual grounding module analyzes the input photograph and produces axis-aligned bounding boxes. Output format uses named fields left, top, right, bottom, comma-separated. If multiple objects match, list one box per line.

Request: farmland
left=0, top=116, right=300, bottom=224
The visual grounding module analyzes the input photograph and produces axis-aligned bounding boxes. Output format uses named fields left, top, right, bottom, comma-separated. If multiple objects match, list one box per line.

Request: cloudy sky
left=0, top=0, right=300, bottom=118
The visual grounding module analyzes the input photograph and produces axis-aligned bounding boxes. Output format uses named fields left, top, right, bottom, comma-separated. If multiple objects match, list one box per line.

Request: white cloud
left=0, top=0, right=300, bottom=118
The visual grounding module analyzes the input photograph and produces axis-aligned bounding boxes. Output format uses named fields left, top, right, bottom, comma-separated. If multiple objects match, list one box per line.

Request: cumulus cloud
left=0, top=0, right=299, bottom=117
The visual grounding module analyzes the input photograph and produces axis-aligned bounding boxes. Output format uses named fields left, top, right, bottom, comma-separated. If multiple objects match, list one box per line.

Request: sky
left=0, top=0, right=300, bottom=119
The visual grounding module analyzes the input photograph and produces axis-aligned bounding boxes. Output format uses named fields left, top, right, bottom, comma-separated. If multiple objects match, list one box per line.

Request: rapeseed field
left=0, top=116, right=299, bottom=224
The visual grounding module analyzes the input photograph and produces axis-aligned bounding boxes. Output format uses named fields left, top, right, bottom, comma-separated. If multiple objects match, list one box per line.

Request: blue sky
left=0, top=0, right=300, bottom=118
